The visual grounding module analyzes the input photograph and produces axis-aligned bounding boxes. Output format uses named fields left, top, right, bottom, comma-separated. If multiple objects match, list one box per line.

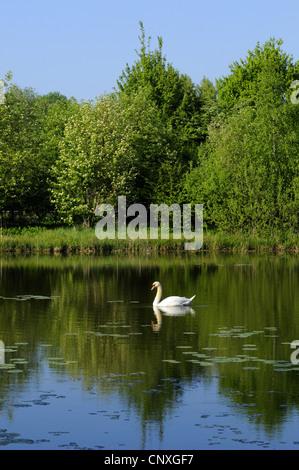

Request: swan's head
left=151, top=281, right=161, bottom=290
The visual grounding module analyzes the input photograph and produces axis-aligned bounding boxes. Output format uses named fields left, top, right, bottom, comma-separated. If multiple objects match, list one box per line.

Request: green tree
left=51, top=95, right=137, bottom=226
left=185, top=39, right=299, bottom=232
left=0, top=83, right=77, bottom=220
left=51, top=88, right=181, bottom=225
left=119, top=87, right=179, bottom=205
left=216, top=38, right=299, bottom=109
left=0, top=85, right=44, bottom=216
left=117, top=22, right=204, bottom=164
left=37, top=92, right=79, bottom=218
left=198, top=76, right=217, bottom=139
left=199, top=76, right=217, bottom=102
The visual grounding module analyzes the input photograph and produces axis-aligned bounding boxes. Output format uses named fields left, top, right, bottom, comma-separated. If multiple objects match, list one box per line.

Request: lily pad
left=162, top=359, right=181, bottom=364
left=10, top=359, right=28, bottom=364
left=107, top=334, right=129, bottom=338
left=0, top=364, right=15, bottom=369
left=16, top=294, right=58, bottom=301
left=212, top=357, right=233, bottom=363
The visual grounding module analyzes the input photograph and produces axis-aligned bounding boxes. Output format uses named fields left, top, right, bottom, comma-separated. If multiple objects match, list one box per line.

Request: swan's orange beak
left=151, top=285, right=155, bottom=290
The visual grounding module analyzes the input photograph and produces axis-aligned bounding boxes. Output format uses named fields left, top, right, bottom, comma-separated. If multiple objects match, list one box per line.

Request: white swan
left=151, top=281, right=195, bottom=307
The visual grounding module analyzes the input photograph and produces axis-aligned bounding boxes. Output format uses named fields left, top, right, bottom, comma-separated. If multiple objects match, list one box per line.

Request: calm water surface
left=0, top=253, right=298, bottom=449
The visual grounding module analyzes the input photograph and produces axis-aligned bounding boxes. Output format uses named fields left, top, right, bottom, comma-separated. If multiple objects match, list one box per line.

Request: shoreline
left=0, top=227, right=298, bottom=255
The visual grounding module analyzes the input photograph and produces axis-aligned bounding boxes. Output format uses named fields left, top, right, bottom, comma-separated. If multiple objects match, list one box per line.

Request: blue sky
left=1, top=0, right=299, bottom=101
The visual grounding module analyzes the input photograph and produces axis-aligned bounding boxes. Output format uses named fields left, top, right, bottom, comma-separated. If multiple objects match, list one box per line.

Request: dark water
left=0, top=253, right=298, bottom=449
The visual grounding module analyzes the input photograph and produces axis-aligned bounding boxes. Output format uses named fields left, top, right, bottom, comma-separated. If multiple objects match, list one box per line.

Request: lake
left=0, top=253, right=298, bottom=450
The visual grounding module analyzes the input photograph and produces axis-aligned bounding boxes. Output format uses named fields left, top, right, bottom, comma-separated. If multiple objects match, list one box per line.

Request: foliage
left=0, top=85, right=45, bottom=215
left=185, top=40, right=299, bottom=233
left=50, top=88, right=183, bottom=225
left=0, top=83, right=77, bottom=217
left=0, top=32, right=298, bottom=238
left=117, top=21, right=204, bottom=163
left=51, top=95, right=135, bottom=225
left=119, top=87, right=180, bottom=205
left=216, top=38, right=299, bottom=109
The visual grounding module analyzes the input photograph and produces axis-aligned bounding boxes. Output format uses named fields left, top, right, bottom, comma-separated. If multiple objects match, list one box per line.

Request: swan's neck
left=153, top=285, right=162, bottom=305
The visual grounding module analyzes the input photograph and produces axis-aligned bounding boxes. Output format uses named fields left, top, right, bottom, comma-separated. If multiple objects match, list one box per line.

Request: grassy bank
left=0, top=226, right=298, bottom=254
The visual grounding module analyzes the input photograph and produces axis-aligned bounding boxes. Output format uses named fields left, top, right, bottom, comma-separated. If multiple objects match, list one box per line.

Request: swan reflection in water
left=151, top=305, right=195, bottom=332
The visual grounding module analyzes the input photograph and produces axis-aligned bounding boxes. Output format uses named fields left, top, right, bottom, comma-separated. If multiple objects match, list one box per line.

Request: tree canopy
left=0, top=28, right=298, bottom=234
left=185, top=38, right=299, bottom=233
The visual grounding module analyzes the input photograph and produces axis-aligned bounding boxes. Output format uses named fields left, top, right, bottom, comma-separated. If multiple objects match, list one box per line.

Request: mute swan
left=151, top=281, right=195, bottom=307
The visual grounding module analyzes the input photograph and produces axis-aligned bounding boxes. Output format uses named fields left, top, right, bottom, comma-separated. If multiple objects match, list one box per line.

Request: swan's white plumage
left=151, top=281, right=195, bottom=307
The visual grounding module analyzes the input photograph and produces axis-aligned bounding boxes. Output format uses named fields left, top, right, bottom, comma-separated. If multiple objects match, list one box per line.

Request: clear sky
left=1, top=0, right=299, bottom=101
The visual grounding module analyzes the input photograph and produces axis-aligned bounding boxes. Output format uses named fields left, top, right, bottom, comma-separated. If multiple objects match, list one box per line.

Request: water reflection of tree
left=0, top=253, right=298, bottom=439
